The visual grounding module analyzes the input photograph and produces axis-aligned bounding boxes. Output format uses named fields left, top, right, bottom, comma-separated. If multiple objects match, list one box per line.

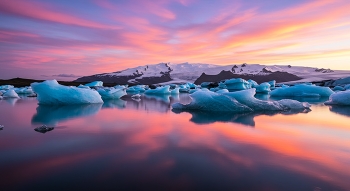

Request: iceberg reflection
left=172, top=109, right=310, bottom=127
left=329, top=105, right=350, bottom=117
left=31, top=104, right=102, bottom=126
left=102, top=99, right=127, bottom=109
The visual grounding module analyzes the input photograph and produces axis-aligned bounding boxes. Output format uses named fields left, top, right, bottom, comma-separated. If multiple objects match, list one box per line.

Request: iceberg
left=224, top=78, right=250, bottom=91
left=145, top=86, right=172, bottom=94
left=97, top=87, right=126, bottom=99
left=3, top=89, right=20, bottom=98
left=255, top=82, right=271, bottom=93
left=247, top=80, right=258, bottom=88
left=325, top=91, right=350, bottom=106
left=270, top=84, right=334, bottom=97
left=14, top=87, right=34, bottom=94
left=333, top=86, right=344, bottom=91
left=224, top=89, right=310, bottom=111
left=172, top=90, right=252, bottom=112
left=31, top=80, right=103, bottom=105
left=77, top=84, right=91, bottom=89
left=0, top=85, right=14, bottom=90
left=216, top=89, right=229, bottom=93
left=268, top=80, right=276, bottom=89
left=171, top=87, right=180, bottom=94
left=85, top=81, right=103, bottom=87
left=126, top=85, right=146, bottom=93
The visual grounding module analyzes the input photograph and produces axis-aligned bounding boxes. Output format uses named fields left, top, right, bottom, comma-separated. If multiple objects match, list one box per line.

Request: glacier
left=31, top=80, right=103, bottom=105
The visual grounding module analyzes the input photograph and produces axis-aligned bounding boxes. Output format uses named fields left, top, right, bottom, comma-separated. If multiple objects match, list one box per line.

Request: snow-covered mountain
left=75, top=62, right=350, bottom=85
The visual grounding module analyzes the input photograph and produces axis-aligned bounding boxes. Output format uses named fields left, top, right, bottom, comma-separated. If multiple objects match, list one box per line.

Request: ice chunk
left=332, top=76, right=350, bottom=86
left=172, top=90, right=252, bottom=112
left=345, top=84, right=350, bottom=90
left=77, top=84, right=91, bottom=89
left=325, top=91, right=350, bottom=105
left=333, top=86, right=344, bottom=91
left=0, top=85, right=14, bottom=90
left=85, top=81, right=103, bottom=87
left=14, top=87, right=34, bottom=94
left=268, top=80, right=276, bottom=89
left=34, top=125, right=54, bottom=133
left=31, top=80, right=103, bottom=105
left=224, top=89, right=310, bottom=111
left=127, top=85, right=146, bottom=93
left=145, top=86, right=171, bottom=94
left=171, top=87, right=180, bottom=94
left=131, top=94, right=141, bottom=98
left=255, top=82, right=271, bottom=93
left=270, top=84, right=334, bottom=97
left=224, top=78, right=250, bottom=91
left=97, top=87, right=126, bottom=99
left=3, top=89, right=20, bottom=98
left=247, top=80, right=258, bottom=88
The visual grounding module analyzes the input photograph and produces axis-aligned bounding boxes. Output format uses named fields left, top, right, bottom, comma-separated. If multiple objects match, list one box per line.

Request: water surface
left=0, top=94, right=349, bottom=191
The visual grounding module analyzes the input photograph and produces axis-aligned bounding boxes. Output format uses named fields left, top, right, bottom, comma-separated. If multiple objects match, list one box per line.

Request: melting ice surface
left=1, top=93, right=350, bottom=191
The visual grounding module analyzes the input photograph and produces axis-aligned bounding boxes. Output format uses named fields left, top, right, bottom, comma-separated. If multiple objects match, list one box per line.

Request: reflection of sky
left=0, top=99, right=350, bottom=190
left=1, top=0, right=350, bottom=79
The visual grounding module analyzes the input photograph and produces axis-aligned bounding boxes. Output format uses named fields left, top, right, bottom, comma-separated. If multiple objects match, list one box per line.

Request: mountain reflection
left=31, top=104, right=102, bottom=126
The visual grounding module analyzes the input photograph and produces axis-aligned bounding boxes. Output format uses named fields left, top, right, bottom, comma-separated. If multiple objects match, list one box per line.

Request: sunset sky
left=0, top=0, right=350, bottom=80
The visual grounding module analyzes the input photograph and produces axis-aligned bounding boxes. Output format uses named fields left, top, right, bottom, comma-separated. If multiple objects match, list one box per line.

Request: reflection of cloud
left=329, top=105, right=350, bottom=117
left=31, top=104, right=102, bottom=126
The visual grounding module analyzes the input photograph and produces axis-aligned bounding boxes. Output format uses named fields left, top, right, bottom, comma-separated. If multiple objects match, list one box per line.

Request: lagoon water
left=1, top=94, right=350, bottom=191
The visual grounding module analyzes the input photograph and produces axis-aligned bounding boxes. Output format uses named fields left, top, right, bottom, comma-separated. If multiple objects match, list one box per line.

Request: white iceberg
left=325, top=91, right=350, bottom=105
left=85, top=81, right=103, bottom=87
left=172, top=90, right=252, bottom=112
left=97, top=87, right=126, bottom=99
left=31, top=80, right=103, bottom=105
left=224, top=78, right=250, bottom=91
left=3, top=89, right=20, bottom=98
left=270, top=84, right=334, bottom=97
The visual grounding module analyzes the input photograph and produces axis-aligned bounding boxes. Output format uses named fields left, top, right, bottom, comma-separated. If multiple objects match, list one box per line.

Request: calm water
left=1, top=94, right=350, bottom=191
